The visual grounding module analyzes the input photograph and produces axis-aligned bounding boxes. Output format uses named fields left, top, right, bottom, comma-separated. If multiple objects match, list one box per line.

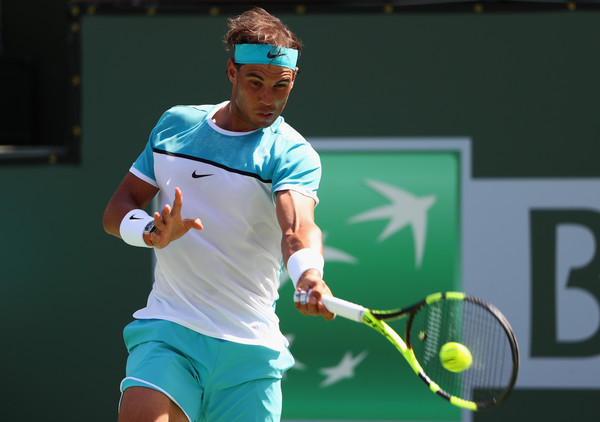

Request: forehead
left=238, top=63, right=295, bottom=80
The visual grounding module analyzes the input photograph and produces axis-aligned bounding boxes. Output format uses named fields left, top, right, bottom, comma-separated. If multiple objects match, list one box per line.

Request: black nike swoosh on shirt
left=192, top=171, right=213, bottom=179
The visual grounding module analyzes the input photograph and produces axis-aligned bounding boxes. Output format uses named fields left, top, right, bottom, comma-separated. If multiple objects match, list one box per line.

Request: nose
left=259, top=87, right=274, bottom=105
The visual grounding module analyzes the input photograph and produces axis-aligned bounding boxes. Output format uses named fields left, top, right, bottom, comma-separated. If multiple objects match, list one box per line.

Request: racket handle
left=321, top=295, right=366, bottom=323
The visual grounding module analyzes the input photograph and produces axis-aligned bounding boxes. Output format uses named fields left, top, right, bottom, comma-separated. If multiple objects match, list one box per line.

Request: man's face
left=227, top=59, right=297, bottom=131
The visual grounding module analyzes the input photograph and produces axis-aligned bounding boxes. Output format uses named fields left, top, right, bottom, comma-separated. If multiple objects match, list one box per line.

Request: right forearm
left=103, top=200, right=151, bottom=239
left=102, top=173, right=159, bottom=238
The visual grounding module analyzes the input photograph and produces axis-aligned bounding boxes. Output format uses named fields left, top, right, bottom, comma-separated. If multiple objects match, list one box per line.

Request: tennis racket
left=320, top=292, right=519, bottom=411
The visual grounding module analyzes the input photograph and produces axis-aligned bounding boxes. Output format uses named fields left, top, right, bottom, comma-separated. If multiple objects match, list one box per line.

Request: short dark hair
left=223, top=7, right=303, bottom=52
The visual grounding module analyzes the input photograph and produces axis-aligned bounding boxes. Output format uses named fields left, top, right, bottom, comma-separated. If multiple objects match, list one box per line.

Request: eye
left=274, top=80, right=292, bottom=89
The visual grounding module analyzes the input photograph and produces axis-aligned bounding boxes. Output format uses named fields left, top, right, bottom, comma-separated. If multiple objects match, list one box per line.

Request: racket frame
left=320, top=292, right=519, bottom=411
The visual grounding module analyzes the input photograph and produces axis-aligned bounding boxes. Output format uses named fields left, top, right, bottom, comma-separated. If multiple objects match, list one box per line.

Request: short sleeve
left=271, top=141, right=321, bottom=205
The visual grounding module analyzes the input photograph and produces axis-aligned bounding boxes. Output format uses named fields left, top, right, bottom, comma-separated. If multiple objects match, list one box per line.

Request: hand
left=147, top=187, right=203, bottom=248
left=294, top=269, right=335, bottom=321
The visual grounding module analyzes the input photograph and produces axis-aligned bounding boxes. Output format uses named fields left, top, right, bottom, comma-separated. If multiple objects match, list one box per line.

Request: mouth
left=257, top=110, right=275, bottom=120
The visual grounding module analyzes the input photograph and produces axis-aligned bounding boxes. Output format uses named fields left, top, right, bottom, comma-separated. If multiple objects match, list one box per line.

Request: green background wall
left=1, top=6, right=600, bottom=421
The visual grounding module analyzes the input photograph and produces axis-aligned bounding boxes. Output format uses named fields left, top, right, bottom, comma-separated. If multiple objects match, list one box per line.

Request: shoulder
left=148, top=105, right=218, bottom=147
left=264, top=119, right=321, bottom=182
left=270, top=118, right=304, bottom=143
left=155, top=105, right=213, bottom=130
left=269, top=118, right=318, bottom=158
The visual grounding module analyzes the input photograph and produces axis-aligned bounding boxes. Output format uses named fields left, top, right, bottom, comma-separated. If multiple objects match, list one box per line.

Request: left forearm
left=281, top=222, right=323, bottom=264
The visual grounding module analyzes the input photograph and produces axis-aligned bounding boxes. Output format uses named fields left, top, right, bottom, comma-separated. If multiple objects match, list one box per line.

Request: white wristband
left=119, top=209, right=154, bottom=248
left=287, top=248, right=324, bottom=288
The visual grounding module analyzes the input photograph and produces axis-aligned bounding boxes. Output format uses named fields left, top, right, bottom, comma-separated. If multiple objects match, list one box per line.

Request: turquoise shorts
left=120, top=319, right=295, bottom=422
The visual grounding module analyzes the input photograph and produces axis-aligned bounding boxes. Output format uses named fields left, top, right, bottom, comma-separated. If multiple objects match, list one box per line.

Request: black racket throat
left=370, top=299, right=427, bottom=321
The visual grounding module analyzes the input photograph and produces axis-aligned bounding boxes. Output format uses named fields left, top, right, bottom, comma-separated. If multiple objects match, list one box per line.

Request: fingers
left=155, top=188, right=187, bottom=229
left=294, top=288, right=318, bottom=316
left=184, top=218, right=204, bottom=231
left=294, top=286, right=335, bottom=321
left=155, top=188, right=181, bottom=228
left=171, top=187, right=183, bottom=217
left=294, top=288, right=313, bottom=306
left=153, top=210, right=164, bottom=229
left=150, top=189, right=202, bottom=248
left=160, top=204, right=172, bottom=226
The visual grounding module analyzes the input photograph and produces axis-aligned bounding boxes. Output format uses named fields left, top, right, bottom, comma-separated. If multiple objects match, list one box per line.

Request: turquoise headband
left=234, top=44, right=298, bottom=70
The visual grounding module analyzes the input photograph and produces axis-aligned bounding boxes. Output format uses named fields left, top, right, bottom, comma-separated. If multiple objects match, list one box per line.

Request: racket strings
left=468, top=300, right=509, bottom=403
left=408, top=298, right=517, bottom=408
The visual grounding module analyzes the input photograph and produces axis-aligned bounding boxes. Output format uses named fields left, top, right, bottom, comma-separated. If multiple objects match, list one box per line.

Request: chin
left=255, top=118, right=276, bottom=128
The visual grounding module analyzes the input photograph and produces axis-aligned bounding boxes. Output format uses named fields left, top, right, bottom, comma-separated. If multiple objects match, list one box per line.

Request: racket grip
left=321, top=295, right=366, bottom=323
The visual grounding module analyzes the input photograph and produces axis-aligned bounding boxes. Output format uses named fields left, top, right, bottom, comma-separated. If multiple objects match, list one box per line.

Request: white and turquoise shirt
left=129, top=101, right=321, bottom=351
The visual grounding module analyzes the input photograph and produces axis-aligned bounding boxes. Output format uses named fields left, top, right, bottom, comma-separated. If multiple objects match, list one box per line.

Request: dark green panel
left=474, top=389, right=600, bottom=422
left=280, top=12, right=600, bottom=178
left=2, top=8, right=600, bottom=422
left=0, top=165, right=154, bottom=421
left=82, top=11, right=600, bottom=178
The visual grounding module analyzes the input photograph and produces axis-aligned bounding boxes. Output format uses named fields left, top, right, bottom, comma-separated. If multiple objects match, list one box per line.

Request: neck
left=213, top=101, right=261, bottom=133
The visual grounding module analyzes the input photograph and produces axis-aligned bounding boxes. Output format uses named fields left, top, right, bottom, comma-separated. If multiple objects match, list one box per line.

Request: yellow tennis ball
left=439, top=342, right=472, bottom=372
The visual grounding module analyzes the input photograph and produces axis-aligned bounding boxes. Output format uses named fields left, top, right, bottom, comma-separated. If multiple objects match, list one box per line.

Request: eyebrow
left=246, top=72, right=291, bottom=84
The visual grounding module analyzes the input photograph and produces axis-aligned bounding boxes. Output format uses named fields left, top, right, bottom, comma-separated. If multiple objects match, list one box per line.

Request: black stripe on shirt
left=153, top=148, right=272, bottom=184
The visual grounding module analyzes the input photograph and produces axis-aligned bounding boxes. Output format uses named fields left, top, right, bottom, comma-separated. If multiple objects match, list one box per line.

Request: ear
left=226, top=59, right=237, bottom=83
left=289, top=67, right=299, bottom=90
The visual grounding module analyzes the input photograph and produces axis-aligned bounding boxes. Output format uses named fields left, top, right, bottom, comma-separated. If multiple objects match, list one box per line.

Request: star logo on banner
left=280, top=233, right=357, bottom=287
left=319, top=350, right=369, bottom=387
left=348, top=179, right=436, bottom=268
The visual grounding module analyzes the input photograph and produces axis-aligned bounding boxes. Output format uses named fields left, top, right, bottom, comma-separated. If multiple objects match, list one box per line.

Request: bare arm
left=103, top=172, right=159, bottom=238
left=276, top=190, right=334, bottom=320
left=103, top=172, right=203, bottom=248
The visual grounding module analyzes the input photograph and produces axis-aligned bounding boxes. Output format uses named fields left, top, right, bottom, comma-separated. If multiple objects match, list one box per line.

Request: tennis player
left=102, top=7, right=334, bottom=422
